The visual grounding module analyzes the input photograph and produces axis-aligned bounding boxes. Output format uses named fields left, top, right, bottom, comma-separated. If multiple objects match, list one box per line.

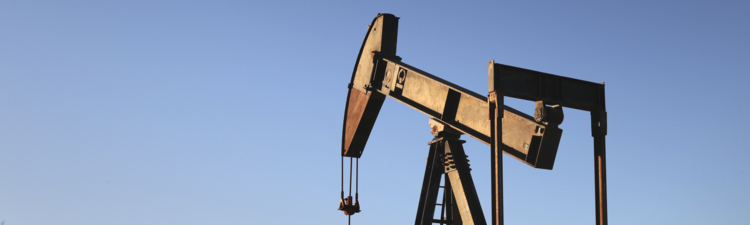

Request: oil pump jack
left=339, top=14, right=608, bottom=225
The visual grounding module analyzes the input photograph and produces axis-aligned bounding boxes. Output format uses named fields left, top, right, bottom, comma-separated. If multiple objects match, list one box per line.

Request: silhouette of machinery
left=339, top=14, right=608, bottom=225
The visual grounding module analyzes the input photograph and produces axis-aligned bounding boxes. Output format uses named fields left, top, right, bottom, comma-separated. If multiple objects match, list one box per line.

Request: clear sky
left=1, top=1, right=749, bottom=225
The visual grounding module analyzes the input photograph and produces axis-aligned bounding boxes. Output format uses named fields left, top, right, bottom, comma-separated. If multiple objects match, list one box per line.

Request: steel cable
left=355, top=158, right=359, bottom=198
left=341, top=156, right=344, bottom=199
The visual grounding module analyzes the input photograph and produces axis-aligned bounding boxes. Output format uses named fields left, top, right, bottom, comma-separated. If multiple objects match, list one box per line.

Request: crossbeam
left=342, top=14, right=562, bottom=170
left=341, top=13, right=609, bottom=225
left=488, top=61, right=608, bottom=225
left=489, top=63, right=605, bottom=112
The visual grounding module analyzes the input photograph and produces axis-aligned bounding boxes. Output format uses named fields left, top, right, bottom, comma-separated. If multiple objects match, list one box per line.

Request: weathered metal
left=415, top=136, right=447, bottom=225
left=341, top=13, right=608, bottom=225
left=489, top=63, right=605, bottom=112
left=534, top=101, right=564, bottom=125
left=444, top=139, right=486, bottom=225
left=488, top=60, right=608, bottom=225
left=414, top=119, right=486, bottom=225
left=338, top=195, right=360, bottom=215
left=591, top=111, right=608, bottom=225
left=342, top=13, right=397, bottom=158
left=379, top=59, right=562, bottom=170
left=487, top=84, right=504, bottom=225
left=441, top=175, right=462, bottom=225
left=342, top=14, right=563, bottom=170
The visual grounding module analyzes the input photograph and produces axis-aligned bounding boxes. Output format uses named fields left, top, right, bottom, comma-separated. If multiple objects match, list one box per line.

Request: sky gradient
left=2, top=1, right=749, bottom=224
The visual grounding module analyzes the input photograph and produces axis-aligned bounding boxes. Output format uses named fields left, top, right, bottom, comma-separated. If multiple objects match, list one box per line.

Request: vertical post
left=591, top=111, right=607, bottom=225
left=490, top=94, right=503, bottom=225
left=488, top=61, right=503, bottom=225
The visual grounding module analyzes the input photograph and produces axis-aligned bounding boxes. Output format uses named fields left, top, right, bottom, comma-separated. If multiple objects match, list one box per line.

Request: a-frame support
left=416, top=119, right=487, bottom=225
left=341, top=14, right=610, bottom=225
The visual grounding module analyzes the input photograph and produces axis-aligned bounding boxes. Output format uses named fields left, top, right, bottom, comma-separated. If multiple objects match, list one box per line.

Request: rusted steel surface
left=342, top=13, right=608, bottom=225
left=342, top=14, right=398, bottom=157
left=343, top=30, right=562, bottom=168
left=489, top=61, right=608, bottom=225
left=342, top=14, right=562, bottom=169
left=488, top=90, right=503, bottom=225
left=415, top=120, right=485, bottom=225
left=444, top=174, right=462, bottom=225
left=377, top=59, right=562, bottom=169
left=343, top=88, right=385, bottom=157
left=444, top=139, right=486, bottom=225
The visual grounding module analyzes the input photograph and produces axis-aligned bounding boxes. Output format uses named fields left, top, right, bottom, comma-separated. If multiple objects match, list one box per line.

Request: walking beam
left=342, top=14, right=563, bottom=170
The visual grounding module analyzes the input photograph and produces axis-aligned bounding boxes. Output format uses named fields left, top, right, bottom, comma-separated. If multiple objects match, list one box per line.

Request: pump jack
left=339, top=14, right=608, bottom=225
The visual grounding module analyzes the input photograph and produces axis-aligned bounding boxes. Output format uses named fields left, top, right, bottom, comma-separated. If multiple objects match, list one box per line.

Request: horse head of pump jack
left=338, top=13, right=608, bottom=225
left=341, top=14, right=567, bottom=169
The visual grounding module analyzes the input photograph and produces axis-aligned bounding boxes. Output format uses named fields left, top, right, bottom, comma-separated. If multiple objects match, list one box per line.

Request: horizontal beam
left=489, top=63, right=606, bottom=112
left=368, top=58, right=562, bottom=169
left=341, top=14, right=562, bottom=169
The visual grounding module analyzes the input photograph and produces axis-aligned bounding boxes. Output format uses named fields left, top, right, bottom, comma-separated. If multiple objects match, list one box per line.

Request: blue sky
left=1, top=1, right=749, bottom=224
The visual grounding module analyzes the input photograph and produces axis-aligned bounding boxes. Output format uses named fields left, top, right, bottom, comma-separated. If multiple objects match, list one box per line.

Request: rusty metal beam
left=489, top=63, right=606, bottom=112
left=489, top=62, right=608, bottom=225
left=374, top=58, right=562, bottom=169
left=488, top=89, right=504, bottom=225
left=341, top=14, right=398, bottom=158
left=342, top=14, right=563, bottom=170
left=342, top=13, right=609, bottom=225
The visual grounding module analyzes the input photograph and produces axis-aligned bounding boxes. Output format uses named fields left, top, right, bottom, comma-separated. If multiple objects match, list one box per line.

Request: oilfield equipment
left=338, top=14, right=608, bottom=225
